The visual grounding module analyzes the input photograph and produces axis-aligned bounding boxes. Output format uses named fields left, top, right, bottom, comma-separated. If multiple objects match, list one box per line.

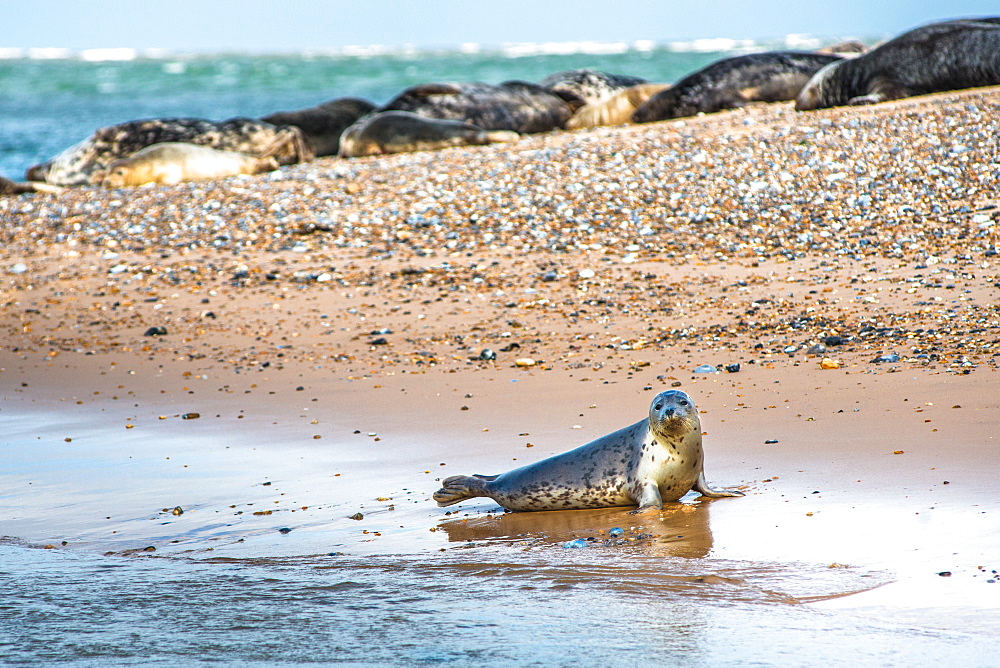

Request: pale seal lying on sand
left=796, top=18, right=1000, bottom=110
left=566, top=83, right=672, bottom=129
left=101, top=143, right=279, bottom=187
left=0, top=176, right=62, bottom=195
left=538, top=68, right=649, bottom=109
left=338, top=111, right=519, bottom=158
left=379, top=81, right=572, bottom=134
left=261, top=97, right=376, bottom=157
left=434, top=390, right=743, bottom=512
left=27, top=117, right=311, bottom=187
left=632, top=51, right=843, bottom=123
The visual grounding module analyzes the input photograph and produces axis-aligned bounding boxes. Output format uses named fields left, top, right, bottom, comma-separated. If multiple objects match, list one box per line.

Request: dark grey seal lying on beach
left=26, top=117, right=312, bottom=186
left=632, top=51, right=843, bottom=123
left=538, top=68, right=649, bottom=109
left=261, top=97, right=376, bottom=157
left=338, top=111, right=519, bottom=158
left=378, top=81, right=572, bottom=134
left=795, top=18, right=1000, bottom=110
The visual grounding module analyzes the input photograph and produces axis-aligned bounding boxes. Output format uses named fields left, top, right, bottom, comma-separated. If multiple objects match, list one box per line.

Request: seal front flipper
left=627, top=481, right=663, bottom=514
left=433, top=474, right=494, bottom=507
left=693, top=472, right=745, bottom=498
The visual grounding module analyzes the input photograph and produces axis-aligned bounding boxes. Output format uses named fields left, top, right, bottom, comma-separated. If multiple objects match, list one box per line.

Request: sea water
left=4, top=44, right=784, bottom=180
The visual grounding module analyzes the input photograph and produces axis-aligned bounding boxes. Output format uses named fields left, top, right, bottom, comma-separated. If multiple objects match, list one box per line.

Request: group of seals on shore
left=13, top=16, right=1000, bottom=192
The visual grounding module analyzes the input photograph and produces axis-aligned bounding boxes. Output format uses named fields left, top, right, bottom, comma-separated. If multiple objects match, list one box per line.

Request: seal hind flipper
left=693, top=471, right=745, bottom=498
left=433, top=475, right=493, bottom=507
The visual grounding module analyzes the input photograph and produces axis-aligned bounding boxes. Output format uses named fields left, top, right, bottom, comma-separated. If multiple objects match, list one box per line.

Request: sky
left=8, top=0, right=999, bottom=52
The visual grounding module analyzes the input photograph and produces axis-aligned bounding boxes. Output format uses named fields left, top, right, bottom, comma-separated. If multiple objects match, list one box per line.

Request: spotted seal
left=100, top=143, right=279, bottom=187
left=632, top=51, right=843, bottom=123
left=795, top=18, right=1000, bottom=110
left=538, top=68, right=649, bottom=109
left=566, top=83, right=671, bottom=129
left=433, top=390, right=743, bottom=512
left=26, top=117, right=311, bottom=187
left=378, top=81, right=572, bottom=134
left=339, top=111, right=519, bottom=158
left=261, top=97, right=376, bottom=157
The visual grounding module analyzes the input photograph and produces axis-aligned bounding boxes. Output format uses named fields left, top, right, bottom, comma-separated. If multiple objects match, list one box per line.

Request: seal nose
left=663, top=407, right=675, bottom=417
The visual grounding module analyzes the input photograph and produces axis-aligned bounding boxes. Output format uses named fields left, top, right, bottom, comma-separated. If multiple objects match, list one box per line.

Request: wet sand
left=2, top=87, right=1000, bottom=658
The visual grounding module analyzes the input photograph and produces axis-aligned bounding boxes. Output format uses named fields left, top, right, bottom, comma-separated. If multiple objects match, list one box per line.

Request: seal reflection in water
left=434, top=390, right=743, bottom=512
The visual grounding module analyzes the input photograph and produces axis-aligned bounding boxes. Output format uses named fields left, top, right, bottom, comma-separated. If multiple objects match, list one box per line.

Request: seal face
left=101, top=143, right=278, bottom=187
left=261, top=97, right=375, bottom=157
left=379, top=81, right=572, bottom=134
left=538, top=68, right=649, bottom=109
left=338, top=111, right=519, bottom=158
left=632, top=51, right=842, bottom=123
left=795, top=18, right=1000, bottom=110
left=433, top=390, right=743, bottom=512
left=27, top=117, right=311, bottom=187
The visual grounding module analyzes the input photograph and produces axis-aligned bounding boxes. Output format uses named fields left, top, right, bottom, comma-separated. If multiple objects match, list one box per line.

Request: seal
left=538, top=69, right=649, bottom=109
left=101, top=143, right=279, bottom=187
left=0, top=176, right=62, bottom=195
left=795, top=19, right=1000, bottom=110
left=378, top=81, right=572, bottom=134
left=26, top=117, right=311, bottom=187
left=632, top=51, right=843, bottom=123
left=433, top=390, right=743, bottom=512
left=566, top=83, right=671, bottom=129
left=338, top=111, right=519, bottom=158
left=261, top=97, right=376, bottom=157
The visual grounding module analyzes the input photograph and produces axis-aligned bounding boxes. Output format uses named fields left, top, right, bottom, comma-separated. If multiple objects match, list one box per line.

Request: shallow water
left=5, top=541, right=996, bottom=667
left=3, top=401, right=1000, bottom=666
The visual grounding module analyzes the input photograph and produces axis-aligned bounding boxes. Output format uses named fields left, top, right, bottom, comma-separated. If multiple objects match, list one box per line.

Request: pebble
left=514, top=358, right=536, bottom=367
left=608, top=527, right=624, bottom=537
left=872, top=352, right=901, bottom=364
left=143, top=326, right=168, bottom=337
left=692, top=364, right=716, bottom=373
left=562, top=538, right=588, bottom=549
left=478, top=348, right=496, bottom=361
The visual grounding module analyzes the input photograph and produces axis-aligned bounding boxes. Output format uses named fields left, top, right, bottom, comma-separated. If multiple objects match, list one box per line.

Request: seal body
left=796, top=18, right=1000, bottom=110
left=27, top=117, right=311, bottom=186
left=434, top=390, right=743, bottom=512
left=261, top=97, right=375, bottom=157
left=538, top=69, right=649, bottom=109
left=101, top=143, right=279, bottom=187
left=566, top=83, right=671, bottom=129
left=379, top=81, right=572, bottom=134
left=339, top=111, right=519, bottom=158
left=633, top=51, right=843, bottom=123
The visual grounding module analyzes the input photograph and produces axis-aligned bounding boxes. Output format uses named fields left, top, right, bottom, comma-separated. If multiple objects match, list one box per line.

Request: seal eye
left=679, top=400, right=688, bottom=406
left=653, top=403, right=663, bottom=411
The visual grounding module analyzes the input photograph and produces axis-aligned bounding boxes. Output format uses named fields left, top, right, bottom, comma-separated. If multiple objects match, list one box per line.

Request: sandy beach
left=2, top=87, right=1000, bottom=661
